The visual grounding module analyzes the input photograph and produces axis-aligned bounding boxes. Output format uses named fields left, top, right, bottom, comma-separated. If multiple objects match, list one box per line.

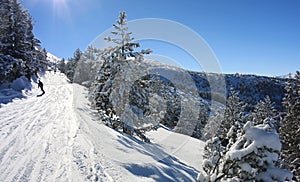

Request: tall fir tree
left=219, top=89, right=247, bottom=146
left=201, top=89, right=247, bottom=180
left=280, top=71, right=300, bottom=181
left=73, top=46, right=102, bottom=85
left=65, top=48, right=82, bottom=82
left=253, top=95, right=277, bottom=122
left=57, top=58, right=66, bottom=73
left=0, top=0, right=14, bottom=55
left=0, top=0, right=47, bottom=82
left=89, top=12, right=152, bottom=142
left=104, top=11, right=151, bottom=60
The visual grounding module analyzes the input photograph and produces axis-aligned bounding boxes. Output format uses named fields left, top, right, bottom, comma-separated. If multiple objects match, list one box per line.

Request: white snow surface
left=47, top=52, right=61, bottom=63
left=0, top=71, right=204, bottom=181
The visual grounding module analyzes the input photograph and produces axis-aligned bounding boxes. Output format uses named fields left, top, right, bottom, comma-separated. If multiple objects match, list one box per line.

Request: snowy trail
left=0, top=72, right=81, bottom=181
left=0, top=72, right=155, bottom=181
left=0, top=72, right=204, bottom=182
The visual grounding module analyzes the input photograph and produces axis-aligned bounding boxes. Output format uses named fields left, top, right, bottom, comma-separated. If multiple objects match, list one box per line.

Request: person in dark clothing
left=38, top=80, right=45, bottom=94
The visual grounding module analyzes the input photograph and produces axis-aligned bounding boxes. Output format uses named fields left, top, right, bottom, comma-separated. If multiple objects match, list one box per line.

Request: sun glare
left=52, top=0, right=71, bottom=19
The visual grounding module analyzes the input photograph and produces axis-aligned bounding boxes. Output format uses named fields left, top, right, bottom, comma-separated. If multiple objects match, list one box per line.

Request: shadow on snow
left=115, top=134, right=198, bottom=181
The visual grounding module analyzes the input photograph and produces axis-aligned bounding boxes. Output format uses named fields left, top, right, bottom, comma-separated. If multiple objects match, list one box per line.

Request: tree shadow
left=115, top=134, right=199, bottom=181
left=0, top=88, right=25, bottom=107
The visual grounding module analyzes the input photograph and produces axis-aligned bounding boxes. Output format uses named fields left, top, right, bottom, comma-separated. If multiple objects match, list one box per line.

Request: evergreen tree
left=202, top=113, right=222, bottom=140
left=201, top=89, right=247, bottom=180
left=104, top=11, right=151, bottom=60
left=0, top=0, right=14, bottom=55
left=65, top=48, right=82, bottom=82
left=72, top=46, right=103, bottom=86
left=0, top=0, right=47, bottom=82
left=219, top=89, right=247, bottom=147
left=254, top=96, right=277, bottom=121
left=81, top=45, right=101, bottom=61
left=199, top=88, right=294, bottom=181
left=200, top=119, right=293, bottom=181
left=73, top=48, right=82, bottom=63
left=201, top=136, right=225, bottom=181
left=280, top=71, right=300, bottom=181
left=89, top=12, right=152, bottom=142
left=57, top=58, right=66, bottom=73
left=253, top=95, right=280, bottom=130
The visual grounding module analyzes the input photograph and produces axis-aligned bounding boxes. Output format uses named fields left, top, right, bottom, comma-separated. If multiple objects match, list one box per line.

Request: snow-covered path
left=0, top=72, right=81, bottom=181
left=0, top=72, right=204, bottom=182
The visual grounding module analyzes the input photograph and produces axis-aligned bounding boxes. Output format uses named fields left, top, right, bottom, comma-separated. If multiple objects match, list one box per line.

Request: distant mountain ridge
left=136, top=58, right=287, bottom=111
left=189, top=71, right=287, bottom=111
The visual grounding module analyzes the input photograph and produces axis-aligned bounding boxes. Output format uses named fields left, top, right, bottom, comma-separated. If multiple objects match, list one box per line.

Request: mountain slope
left=0, top=71, right=204, bottom=181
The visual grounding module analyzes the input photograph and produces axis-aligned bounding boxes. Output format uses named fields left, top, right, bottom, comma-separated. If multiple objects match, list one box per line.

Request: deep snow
left=0, top=71, right=204, bottom=181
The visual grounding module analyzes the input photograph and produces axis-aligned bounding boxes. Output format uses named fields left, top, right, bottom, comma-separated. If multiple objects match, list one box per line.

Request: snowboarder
left=38, top=80, right=45, bottom=95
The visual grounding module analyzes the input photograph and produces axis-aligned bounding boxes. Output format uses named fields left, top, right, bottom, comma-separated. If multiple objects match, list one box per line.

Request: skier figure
left=38, top=79, right=45, bottom=95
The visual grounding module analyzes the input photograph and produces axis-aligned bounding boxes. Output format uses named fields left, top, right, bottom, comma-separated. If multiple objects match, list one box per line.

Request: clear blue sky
left=22, top=0, right=300, bottom=76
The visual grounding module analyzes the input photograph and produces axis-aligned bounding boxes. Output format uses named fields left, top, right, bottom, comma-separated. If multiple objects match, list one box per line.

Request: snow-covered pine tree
left=0, top=54, right=21, bottom=83
left=81, top=45, right=102, bottom=61
left=200, top=89, right=247, bottom=181
left=202, top=113, right=222, bottom=140
left=280, top=71, right=300, bottom=181
left=65, top=48, right=82, bottom=82
left=253, top=95, right=277, bottom=123
left=0, top=0, right=14, bottom=55
left=216, top=120, right=292, bottom=181
left=199, top=119, right=293, bottom=181
left=0, top=0, right=47, bottom=82
left=219, top=89, right=247, bottom=147
left=89, top=12, right=152, bottom=142
left=57, top=58, right=66, bottom=73
left=104, top=11, right=151, bottom=60
left=0, top=0, right=24, bottom=82
left=73, top=47, right=102, bottom=86
left=252, top=95, right=281, bottom=133
left=200, top=136, right=225, bottom=181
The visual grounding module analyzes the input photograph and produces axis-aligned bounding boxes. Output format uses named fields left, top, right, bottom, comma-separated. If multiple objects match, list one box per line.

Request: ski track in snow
left=0, top=72, right=111, bottom=182
left=0, top=72, right=204, bottom=182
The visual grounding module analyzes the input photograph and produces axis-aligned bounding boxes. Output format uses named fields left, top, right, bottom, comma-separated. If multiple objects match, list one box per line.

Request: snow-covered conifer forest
left=0, top=3, right=299, bottom=181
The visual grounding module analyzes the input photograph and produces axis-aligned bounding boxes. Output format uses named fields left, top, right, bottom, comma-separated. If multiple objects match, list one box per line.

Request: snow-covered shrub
left=200, top=87, right=293, bottom=181
left=0, top=54, right=22, bottom=83
left=221, top=121, right=292, bottom=181
left=201, top=120, right=293, bottom=181
left=202, top=137, right=225, bottom=180
left=11, top=76, right=32, bottom=91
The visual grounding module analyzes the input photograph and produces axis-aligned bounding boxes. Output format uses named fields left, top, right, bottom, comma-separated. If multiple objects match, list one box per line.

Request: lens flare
left=52, top=0, right=71, bottom=20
